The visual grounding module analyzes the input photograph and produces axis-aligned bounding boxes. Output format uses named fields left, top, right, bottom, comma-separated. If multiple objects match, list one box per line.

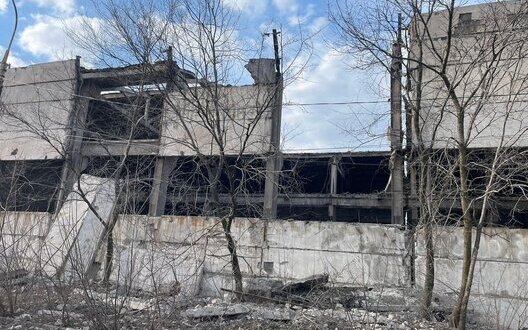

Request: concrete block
left=41, top=175, right=116, bottom=278
left=0, top=212, right=50, bottom=273
left=111, top=242, right=204, bottom=296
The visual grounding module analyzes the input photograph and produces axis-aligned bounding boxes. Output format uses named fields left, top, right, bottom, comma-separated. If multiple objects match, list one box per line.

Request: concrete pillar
left=262, top=57, right=283, bottom=220
left=328, top=156, right=338, bottom=221
left=149, top=156, right=177, bottom=217
left=55, top=58, right=91, bottom=214
left=390, top=17, right=405, bottom=226
left=263, top=154, right=281, bottom=219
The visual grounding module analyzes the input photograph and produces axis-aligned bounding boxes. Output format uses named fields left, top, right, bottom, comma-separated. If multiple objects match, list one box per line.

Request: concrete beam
left=175, top=192, right=394, bottom=209
left=81, top=140, right=160, bottom=157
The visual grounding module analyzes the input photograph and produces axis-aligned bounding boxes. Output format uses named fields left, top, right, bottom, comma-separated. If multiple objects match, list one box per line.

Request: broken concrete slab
left=261, top=309, right=296, bottom=322
left=185, top=304, right=250, bottom=319
left=244, top=59, right=276, bottom=84
left=41, top=175, right=116, bottom=279
left=245, top=278, right=283, bottom=298
left=280, top=274, right=329, bottom=293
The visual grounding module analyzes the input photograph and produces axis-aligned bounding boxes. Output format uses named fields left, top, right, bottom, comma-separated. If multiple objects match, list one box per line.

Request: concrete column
left=328, top=156, right=338, bottom=221
left=149, top=156, right=177, bottom=217
left=55, top=58, right=92, bottom=213
left=262, top=70, right=283, bottom=219
left=390, top=17, right=405, bottom=226
left=263, top=154, right=282, bottom=219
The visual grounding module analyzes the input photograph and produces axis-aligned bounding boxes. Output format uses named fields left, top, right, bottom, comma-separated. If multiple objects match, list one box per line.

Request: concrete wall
left=110, top=216, right=408, bottom=296
left=0, top=212, right=50, bottom=272
left=0, top=60, right=78, bottom=160
left=160, top=85, right=275, bottom=156
left=412, top=1, right=528, bottom=149
left=3, top=211, right=528, bottom=327
left=416, top=226, right=528, bottom=329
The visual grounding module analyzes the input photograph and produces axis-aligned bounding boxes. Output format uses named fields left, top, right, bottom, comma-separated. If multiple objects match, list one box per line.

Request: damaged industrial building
left=0, top=57, right=393, bottom=222
left=1, top=0, right=528, bottom=329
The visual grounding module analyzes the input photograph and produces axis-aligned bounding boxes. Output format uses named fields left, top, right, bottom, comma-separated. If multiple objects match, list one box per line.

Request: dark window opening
left=0, top=160, right=64, bottom=212
left=84, top=96, right=162, bottom=141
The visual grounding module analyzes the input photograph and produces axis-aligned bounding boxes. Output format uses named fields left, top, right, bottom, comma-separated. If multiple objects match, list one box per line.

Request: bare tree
left=63, top=0, right=312, bottom=300
left=330, top=0, right=528, bottom=328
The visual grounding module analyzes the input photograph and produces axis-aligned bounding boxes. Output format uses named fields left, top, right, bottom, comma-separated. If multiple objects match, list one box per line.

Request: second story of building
left=409, top=0, right=528, bottom=149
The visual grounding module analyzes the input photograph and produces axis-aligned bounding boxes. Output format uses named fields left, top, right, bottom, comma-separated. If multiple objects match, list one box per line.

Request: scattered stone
left=127, top=298, right=151, bottom=311
left=15, top=314, right=31, bottom=321
left=185, top=304, right=250, bottom=319
left=261, top=309, right=296, bottom=321
left=365, top=304, right=408, bottom=312
left=36, top=309, right=84, bottom=320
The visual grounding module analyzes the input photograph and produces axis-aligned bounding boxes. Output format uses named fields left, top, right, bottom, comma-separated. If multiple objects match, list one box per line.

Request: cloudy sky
left=0, top=0, right=394, bottom=152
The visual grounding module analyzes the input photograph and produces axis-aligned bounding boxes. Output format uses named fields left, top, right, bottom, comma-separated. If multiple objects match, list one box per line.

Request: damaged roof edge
left=81, top=60, right=196, bottom=88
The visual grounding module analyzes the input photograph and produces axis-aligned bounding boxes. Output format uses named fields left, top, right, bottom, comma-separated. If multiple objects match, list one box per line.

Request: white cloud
left=0, top=46, right=26, bottom=67
left=272, top=0, right=298, bottom=13
left=287, top=3, right=316, bottom=26
left=26, top=0, right=75, bottom=14
left=223, top=0, right=267, bottom=15
left=282, top=47, right=390, bottom=152
left=18, top=15, right=103, bottom=65
left=0, top=0, right=7, bottom=13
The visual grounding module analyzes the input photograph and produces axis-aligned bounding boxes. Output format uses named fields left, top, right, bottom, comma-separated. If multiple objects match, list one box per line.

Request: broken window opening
left=84, top=95, right=162, bottom=142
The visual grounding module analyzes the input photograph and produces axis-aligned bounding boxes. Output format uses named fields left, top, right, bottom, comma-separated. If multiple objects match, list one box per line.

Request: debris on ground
left=279, top=274, right=329, bottom=294
left=0, top=275, right=489, bottom=329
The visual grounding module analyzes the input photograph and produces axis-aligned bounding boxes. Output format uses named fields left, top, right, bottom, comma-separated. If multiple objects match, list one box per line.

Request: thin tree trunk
left=419, top=151, right=435, bottom=320
left=103, top=230, right=114, bottom=284
left=103, top=182, right=122, bottom=284
left=206, top=160, right=244, bottom=300
left=451, top=106, right=472, bottom=330
left=221, top=218, right=243, bottom=300
left=421, top=218, right=434, bottom=320
left=458, top=225, right=481, bottom=329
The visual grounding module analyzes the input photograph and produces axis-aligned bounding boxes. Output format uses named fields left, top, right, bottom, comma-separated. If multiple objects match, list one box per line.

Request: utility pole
left=390, top=14, right=404, bottom=226
left=263, top=29, right=283, bottom=220
left=0, top=0, right=18, bottom=96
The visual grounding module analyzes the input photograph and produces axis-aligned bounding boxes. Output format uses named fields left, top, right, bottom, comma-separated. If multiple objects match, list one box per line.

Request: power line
left=283, top=100, right=389, bottom=106
left=5, top=81, right=528, bottom=111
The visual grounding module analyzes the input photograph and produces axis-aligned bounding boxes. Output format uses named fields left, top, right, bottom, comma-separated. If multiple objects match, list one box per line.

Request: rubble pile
left=0, top=273, right=485, bottom=329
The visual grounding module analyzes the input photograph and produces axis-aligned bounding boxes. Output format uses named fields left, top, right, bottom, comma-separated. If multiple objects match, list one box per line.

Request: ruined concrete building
left=1, top=1, right=528, bottom=328
left=2, top=0, right=528, bottom=227
left=0, top=57, right=392, bottom=223
left=407, top=0, right=528, bottom=226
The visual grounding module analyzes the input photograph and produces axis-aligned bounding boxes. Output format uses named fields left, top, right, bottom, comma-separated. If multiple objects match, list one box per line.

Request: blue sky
left=0, top=0, right=393, bottom=152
